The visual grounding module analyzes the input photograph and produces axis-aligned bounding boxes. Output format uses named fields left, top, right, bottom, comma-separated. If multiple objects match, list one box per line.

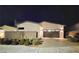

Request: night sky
left=0, top=5, right=79, bottom=26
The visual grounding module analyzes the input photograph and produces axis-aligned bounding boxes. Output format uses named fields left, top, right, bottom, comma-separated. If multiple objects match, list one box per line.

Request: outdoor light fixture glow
left=60, top=27, right=63, bottom=30
left=55, top=30, right=59, bottom=31
left=48, top=30, right=51, bottom=32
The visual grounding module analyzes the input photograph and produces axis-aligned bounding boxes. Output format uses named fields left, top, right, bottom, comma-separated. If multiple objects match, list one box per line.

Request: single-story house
left=0, top=25, right=16, bottom=39
left=0, top=21, right=65, bottom=39
left=17, top=21, right=64, bottom=39
left=1, top=25, right=16, bottom=31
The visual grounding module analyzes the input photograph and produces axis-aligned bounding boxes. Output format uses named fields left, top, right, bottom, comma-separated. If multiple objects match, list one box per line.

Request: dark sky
left=0, top=5, right=79, bottom=26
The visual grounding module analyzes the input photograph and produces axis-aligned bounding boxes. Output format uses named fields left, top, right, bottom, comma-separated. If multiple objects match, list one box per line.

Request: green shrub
left=32, top=39, right=37, bottom=45
left=12, top=39, right=17, bottom=45
left=29, top=39, right=33, bottom=45
left=19, top=39, right=25, bottom=45
left=37, top=38, right=43, bottom=44
left=24, top=39, right=30, bottom=46
left=31, top=38, right=43, bottom=45
left=5, top=38, right=43, bottom=46
left=66, top=36, right=74, bottom=41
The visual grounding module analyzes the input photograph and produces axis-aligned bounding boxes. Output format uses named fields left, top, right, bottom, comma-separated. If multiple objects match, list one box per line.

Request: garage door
left=43, top=31, right=59, bottom=38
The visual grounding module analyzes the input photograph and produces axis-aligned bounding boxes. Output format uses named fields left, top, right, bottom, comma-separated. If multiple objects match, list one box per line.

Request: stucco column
left=59, top=25, right=64, bottom=38
left=59, top=30, right=64, bottom=38
left=38, top=26, right=43, bottom=38
left=0, top=30, right=5, bottom=38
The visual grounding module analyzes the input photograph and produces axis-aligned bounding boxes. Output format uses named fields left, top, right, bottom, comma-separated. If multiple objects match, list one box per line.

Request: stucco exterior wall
left=17, top=21, right=42, bottom=38
left=5, top=31, right=24, bottom=39
left=17, top=21, right=41, bottom=31
left=24, top=31, right=37, bottom=39
left=40, top=21, right=63, bottom=30
left=59, top=25, right=64, bottom=38
left=0, top=30, right=5, bottom=38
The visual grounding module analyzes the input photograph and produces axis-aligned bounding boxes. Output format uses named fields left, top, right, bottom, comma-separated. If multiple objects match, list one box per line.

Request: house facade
left=0, top=21, right=64, bottom=39
left=17, top=21, right=43, bottom=39
left=0, top=25, right=17, bottom=39
left=17, top=21, right=64, bottom=39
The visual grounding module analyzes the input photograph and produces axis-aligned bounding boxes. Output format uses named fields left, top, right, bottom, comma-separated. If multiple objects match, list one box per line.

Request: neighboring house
left=1, top=25, right=24, bottom=39
left=1, top=25, right=16, bottom=31
left=17, top=21, right=64, bottom=39
left=67, top=22, right=79, bottom=38
left=0, top=25, right=16, bottom=39
left=68, top=31, right=77, bottom=37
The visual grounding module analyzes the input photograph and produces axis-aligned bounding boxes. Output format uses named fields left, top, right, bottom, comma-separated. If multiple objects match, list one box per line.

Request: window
left=18, top=27, right=24, bottom=30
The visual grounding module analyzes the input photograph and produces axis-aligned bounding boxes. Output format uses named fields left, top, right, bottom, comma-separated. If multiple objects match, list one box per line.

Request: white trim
left=42, top=37, right=65, bottom=40
left=43, top=29, right=60, bottom=32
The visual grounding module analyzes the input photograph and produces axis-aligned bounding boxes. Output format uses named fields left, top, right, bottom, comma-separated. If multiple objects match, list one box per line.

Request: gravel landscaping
left=0, top=39, right=79, bottom=53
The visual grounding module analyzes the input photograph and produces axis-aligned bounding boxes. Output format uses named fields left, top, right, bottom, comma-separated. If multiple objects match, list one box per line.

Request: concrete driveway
left=0, top=39, right=79, bottom=53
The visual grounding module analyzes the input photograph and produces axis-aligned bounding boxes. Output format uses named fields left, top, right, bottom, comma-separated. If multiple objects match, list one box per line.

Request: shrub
left=11, top=39, right=16, bottom=45
left=66, top=35, right=79, bottom=42
left=66, top=36, right=73, bottom=41
left=29, top=39, right=33, bottom=45
left=0, top=38, right=43, bottom=46
left=72, top=37, right=79, bottom=42
left=19, top=39, right=25, bottom=45
left=31, top=38, right=43, bottom=45
left=0, top=38, right=5, bottom=44
left=24, top=39, right=30, bottom=46
left=12, top=39, right=19, bottom=45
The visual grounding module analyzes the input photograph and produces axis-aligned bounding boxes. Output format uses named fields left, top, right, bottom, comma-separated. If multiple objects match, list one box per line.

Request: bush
left=31, top=38, right=43, bottom=45
left=24, top=39, right=30, bottom=46
left=12, top=39, right=19, bottom=45
left=11, top=39, right=16, bottom=45
left=66, top=36, right=73, bottom=41
left=0, top=38, right=43, bottom=46
left=73, top=33, right=79, bottom=42
left=72, top=37, right=79, bottom=42
left=19, top=39, right=25, bottom=45
left=66, top=35, right=79, bottom=42
left=29, top=39, right=33, bottom=45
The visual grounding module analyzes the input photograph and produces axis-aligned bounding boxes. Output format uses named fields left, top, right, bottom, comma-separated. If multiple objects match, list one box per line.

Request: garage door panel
left=43, top=31, right=59, bottom=38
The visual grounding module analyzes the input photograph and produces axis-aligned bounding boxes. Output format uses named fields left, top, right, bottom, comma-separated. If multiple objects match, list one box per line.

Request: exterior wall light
left=48, top=30, right=52, bottom=32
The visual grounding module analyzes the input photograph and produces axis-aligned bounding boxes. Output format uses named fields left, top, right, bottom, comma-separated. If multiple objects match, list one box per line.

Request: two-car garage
left=43, top=30, right=60, bottom=38
left=41, top=21, right=64, bottom=38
